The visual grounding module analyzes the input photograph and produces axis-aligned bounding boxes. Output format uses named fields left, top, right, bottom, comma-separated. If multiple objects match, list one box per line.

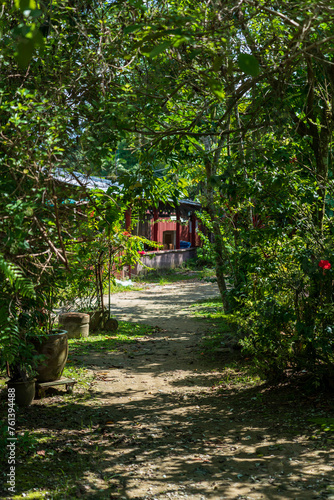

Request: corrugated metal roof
left=53, top=168, right=119, bottom=192
left=53, top=168, right=200, bottom=208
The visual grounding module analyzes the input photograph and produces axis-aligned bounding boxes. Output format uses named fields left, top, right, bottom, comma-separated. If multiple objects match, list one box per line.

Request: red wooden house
left=126, top=199, right=201, bottom=249
left=53, top=169, right=202, bottom=274
left=125, top=199, right=202, bottom=276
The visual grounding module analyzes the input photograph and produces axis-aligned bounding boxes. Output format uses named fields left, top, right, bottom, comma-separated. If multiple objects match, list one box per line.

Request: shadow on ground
left=1, top=353, right=333, bottom=499
left=1, top=278, right=333, bottom=499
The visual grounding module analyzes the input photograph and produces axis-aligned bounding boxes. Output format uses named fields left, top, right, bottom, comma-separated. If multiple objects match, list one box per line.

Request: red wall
left=152, top=219, right=201, bottom=247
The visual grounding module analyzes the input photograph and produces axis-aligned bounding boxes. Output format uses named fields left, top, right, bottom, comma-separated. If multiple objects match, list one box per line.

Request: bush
left=227, top=234, right=334, bottom=384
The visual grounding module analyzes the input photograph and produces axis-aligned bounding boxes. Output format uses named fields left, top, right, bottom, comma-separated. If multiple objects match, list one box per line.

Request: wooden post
left=125, top=208, right=131, bottom=230
left=153, top=208, right=159, bottom=250
left=191, top=213, right=196, bottom=247
left=176, top=208, right=180, bottom=249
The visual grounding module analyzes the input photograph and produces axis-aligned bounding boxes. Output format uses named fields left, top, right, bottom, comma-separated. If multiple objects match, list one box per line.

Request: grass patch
left=191, top=299, right=261, bottom=387
left=134, top=266, right=215, bottom=285
left=213, top=361, right=262, bottom=390
left=201, top=329, right=234, bottom=352
left=67, top=320, right=155, bottom=361
left=62, top=365, right=94, bottom=388
left=307, top=417, right=334, bottom=447
left=189, top=297, right=231, bottom=321
left=189, top=297, right=239, bottom=354
left=103, top=281, right=144, bottom=294
left=189, top=297, right=225, bottom=320
left=309, top=417, right=334, bottom=433
left=134, top=269, right=196, bottom=285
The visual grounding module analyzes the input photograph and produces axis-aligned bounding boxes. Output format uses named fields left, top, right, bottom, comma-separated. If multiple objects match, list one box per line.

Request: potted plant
left=0, top=259, right=40, bottom=406
left=25, top=292, right=69, bottom=383
left=2, top=290, right=69, bottom=386
left=30, top=328, right=69, bottom=383
left=5, top=344, right=37, bottom=407
left=2, top=310, right=68, bottom=404
left=2, top=324, right=46, bottom=407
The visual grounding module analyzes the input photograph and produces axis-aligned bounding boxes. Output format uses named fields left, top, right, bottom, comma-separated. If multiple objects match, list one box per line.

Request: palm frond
left=0, top=255, right=35, bottom=298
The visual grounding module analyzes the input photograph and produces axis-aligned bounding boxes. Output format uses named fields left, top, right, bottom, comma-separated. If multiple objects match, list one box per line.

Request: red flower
left=319, top=260, right=331, bottom=270
left=138, top=251, right=145, bottom=255
left=122, top=231, right=131, bottom=237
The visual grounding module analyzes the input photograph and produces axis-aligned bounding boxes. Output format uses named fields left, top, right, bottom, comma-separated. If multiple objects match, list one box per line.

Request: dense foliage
left=1, top=0, right=334, bottom=383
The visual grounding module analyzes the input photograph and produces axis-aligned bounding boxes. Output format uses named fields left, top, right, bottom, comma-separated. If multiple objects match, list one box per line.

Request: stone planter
left=59, top=312, right=90, bottom=339
left=32, top=330, right=68, bottom=382
left=86, top=310, right=118, bottom=332
left=6, top=379, right=36, bottom=407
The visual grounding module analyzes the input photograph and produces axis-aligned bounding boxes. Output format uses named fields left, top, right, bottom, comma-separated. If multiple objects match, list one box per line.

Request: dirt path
left=85, top=280, right=334, bottom=500
left=108, top=279, right=219, bottom=328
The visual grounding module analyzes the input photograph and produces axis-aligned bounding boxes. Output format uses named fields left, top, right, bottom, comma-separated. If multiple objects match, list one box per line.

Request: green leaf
left=15, top=37, right=34, bottom=68
left=212, top=55, right=224, bottom=72
left=0, top=255, right=35, bottom=298
left=207, top=79, right=225, bottom=100
left=172, top=36, right=190, bottom=48
left=140, top=45, right=153, bottom=56
left=148, top=41, right=171, bottom=58
left=15, top=28, right=44, bottom=68
left=14, top=0, right=37, bottom=10
left=237, top=53, right=260, bottom=77
left=123, top=24, right=143, bottom=34
left=188, top=49, right=201, bottom=59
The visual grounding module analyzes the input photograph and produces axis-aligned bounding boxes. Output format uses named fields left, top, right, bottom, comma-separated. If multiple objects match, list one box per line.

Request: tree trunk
left=212, top=219, right=230, bottom=312
left=204, top=157, right=230, bottom=312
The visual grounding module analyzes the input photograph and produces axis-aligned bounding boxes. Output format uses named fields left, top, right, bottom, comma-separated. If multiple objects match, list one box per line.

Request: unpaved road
left=2, top=279, right=333, bottom=499
left=83, top=280, right=334, bottom=500
left=108, top=279, right=219, bottom=329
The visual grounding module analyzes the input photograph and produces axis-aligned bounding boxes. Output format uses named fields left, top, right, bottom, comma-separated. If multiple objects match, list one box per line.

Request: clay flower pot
left=31, top=330, right=68, bottom=382
left=6, top=379, right=36, bottom=407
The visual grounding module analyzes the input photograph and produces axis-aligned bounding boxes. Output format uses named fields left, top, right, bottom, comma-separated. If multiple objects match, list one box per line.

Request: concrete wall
left=133, top=248, right=197, bottom=275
